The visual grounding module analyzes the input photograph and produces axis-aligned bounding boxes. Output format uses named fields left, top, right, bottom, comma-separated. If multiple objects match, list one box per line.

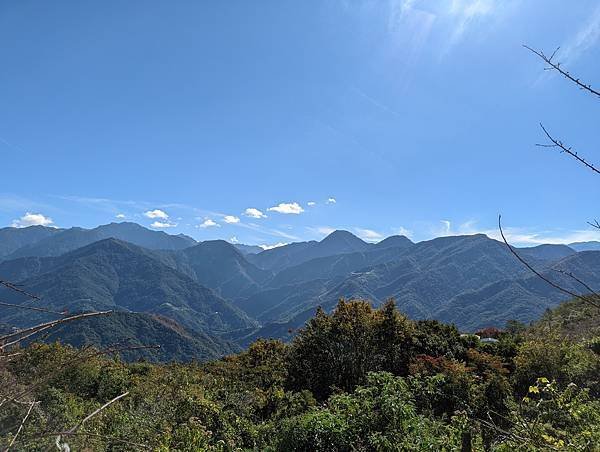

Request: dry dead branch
left=523, top=45, right=600, bottom=98
left=498, top=215, right=600, bottom=309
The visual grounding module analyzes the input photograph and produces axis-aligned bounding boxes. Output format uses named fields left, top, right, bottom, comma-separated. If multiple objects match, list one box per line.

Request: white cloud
left=244, top=208, right=266, bottom=219
left=230, top=236, right=239, bottom=244
left=150, top=221, right=176, bottom=229
left=267, top=202, right=304, bottom=215
left=144, top=209, right=169, bottom=219
left=307, top=201, right=316, bottom=207
left=11, top=212, right=54, bottom=228
left=259, top=242, right=289, bottom=250
left=326, top=197, right=337, bottom=204
left=223, top=215, right=240, bottom=224
left=115, top=213, right=126, bottom=219
left=355, top=228, right=384, bottom=242
left=199, top=219, right=220, bottom=228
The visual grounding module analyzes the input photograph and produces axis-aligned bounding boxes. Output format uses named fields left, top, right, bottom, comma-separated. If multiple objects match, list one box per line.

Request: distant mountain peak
left=188, top=239, right=247, bottom=260
left=374, top=235, right=414, bottom=249
left=322, top=229, right=359, bottom=240
left=568, top=241, right=600, bottom=252
left=320, top=230, right=366, bottom=247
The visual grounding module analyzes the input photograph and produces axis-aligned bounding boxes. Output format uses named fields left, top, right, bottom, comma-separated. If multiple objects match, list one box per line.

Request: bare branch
left=4, top=401, right=37, bottom=452
left=498, top=215, right=600, bottom=309
left=0, top=325, right=57, bottom=351
left=67, top=392, right=129, bottom=434
left=524, top=45, right=600, bottom=98
left=0, top=300, right=66, bottom=316
left=553, top=269, right=600, bottom=301
left=0, top=311, right=112, bottom=351
left=537, top=124, right=600, bottom=175
left=0, top=280, right=40, bottom=301
left=588, top=220, right=600, bottom=230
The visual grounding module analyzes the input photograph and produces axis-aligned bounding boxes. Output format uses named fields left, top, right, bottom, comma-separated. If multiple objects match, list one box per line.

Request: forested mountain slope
left=2, top=225, right=598, bottom=356
left=39, top=311, right=241, bottom=362
left=0, top=238, right=255, bottom=335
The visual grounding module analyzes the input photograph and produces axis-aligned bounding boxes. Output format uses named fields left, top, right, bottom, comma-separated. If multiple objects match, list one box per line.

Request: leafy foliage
left=1, top=298, right=599, bottom=450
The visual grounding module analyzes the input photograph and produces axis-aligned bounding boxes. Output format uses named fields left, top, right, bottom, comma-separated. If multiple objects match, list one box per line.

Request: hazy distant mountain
left=0, top=225, right=61, bottom=259
left=0, top=238, right=255, bottom=334
left=234, top=244, right=264, bottom=255
left=518, top=244, right=576, bottom=262
left=371, top=235, right=414, bottom=250
left=569, top=241, right=600, bottom=252
left=158, top=240, right=272, bottom=300
left=40, top=311, right=241, bottom=362
left=2, top=224, right=597, bottom=354
left=242, top=234, right=598, bottom=340
left=247, top=230, right=372, bottom=270
left=264, top=240, right=414, bottom=290
left=7, top=222, right=196, bottom=259
left=434, top=250, right=600, bottom=330
left=237, top=279, right=333, bottom=322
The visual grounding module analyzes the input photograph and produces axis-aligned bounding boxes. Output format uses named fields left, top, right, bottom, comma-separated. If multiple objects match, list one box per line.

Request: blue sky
left=1, top=1, right=599, bottom=247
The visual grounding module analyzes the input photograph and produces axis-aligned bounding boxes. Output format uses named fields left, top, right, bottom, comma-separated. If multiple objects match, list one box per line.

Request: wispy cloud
left=306, top=226, right=336, bottom=238
left=355, top=228, right=384, bottom=242
left=393, top=226, right=413, bottom=238
left=307, top=201, right=316, bottom=207
left=223, top=215, right=240, bottom=224
left=235, top=222, right=300, bottom=241
left=447, top=0, right=494, bottom=45
left=56, top=195, right=227, bottom=222
left=11, top=212, right=55, bottom=228
left=429, top=218, right=600, bottom=246
left=115, top=213, right=126, bottom=219
left=350, top=86, right=402, bottom=118
left=558, top=4, right=600, bottom=64
left=326, top=197, right=337, bottom=204
left=0, top=194, right=56, bottom=215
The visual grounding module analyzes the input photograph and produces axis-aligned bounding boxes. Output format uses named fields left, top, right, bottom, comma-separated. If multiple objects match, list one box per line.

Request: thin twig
left=524, top=45, right=600, bottom=98
left=0, top=280, right=40, bottom=300
left=0, top=311, right=112, bottom=349
left=67, top=392, right=129, bottom=434
left=4, top=401, right=37, bottom=452
left=553, top=269, right=600, bottom=302
left=0, top=300, right=66, bottom=316
left=498, top=215, right=600, bottom=309
left=0, top=324, right=56, bottom=351
left=588, top=220, right=600, bottom=230
left=537, top=124, right=600, bottom=175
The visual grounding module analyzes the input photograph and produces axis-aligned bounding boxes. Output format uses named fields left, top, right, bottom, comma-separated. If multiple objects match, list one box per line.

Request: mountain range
left=1, top=222, right=599, bottom=361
